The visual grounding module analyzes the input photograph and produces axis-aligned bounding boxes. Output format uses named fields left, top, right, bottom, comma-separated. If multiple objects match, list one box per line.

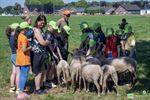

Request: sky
left=0, top=0, right=137, bottom=8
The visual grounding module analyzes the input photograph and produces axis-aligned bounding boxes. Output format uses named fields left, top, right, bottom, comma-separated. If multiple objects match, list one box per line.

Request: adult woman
left=31, top=15, right=50, bottom=94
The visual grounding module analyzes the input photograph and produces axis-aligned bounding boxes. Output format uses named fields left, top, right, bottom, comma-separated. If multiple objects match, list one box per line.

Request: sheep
left=80, top=56, right=103, bottom=97
left=69, top=48, right=83, bottom=92
left=81, top=64, right=103, bottom=97
left=102, top=57, right=137, bottom=87
left=86, top=56, right=101, bottom=65
left=102, top=64, right=119, bottom=96
left=56, top=59, right=70, bottom=89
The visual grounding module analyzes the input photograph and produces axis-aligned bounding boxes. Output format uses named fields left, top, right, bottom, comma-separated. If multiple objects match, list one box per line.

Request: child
left=5, top=23, right=20, bottom=94
left=118, top=18, right=128, bottom=30
left=79, top=21, right=95, bottom=55
left=15, top=22, right=32, bottom=99
left=115, top=29, right=123, bottom=57
left=59, top=25, right=71, bottom=60
left=44, top=20, right=63, bottom=88
left=21, top=16, right=33, bottom=75
left=121, top=25, right=136, bottom=59
left=92, top=22, right=106, bottom=57
left=104, top=28, right=120, bottom=59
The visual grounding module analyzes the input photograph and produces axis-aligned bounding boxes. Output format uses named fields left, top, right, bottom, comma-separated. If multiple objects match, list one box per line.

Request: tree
left=25, top=0, right=42, bottom=5
left=91, top=1, right=99, bottom=6
left=112, top=2, right=120, bottom=8
left=4, top=6, right=13, bottom=14
left=11, top=3, right=22, bottom=15
left=100, top=1, right=107, bottom=7
left=25, top=0, right=64, bottom=6
left=0, top=7, right=4, bottom=14
left=75, top=0, right=88, bottom=7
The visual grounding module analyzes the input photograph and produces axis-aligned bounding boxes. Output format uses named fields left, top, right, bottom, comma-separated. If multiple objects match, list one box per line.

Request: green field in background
left=0, top=15, right=150, bottom=100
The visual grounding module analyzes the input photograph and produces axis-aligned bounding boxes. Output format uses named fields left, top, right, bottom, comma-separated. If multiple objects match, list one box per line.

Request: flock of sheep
left=55, top=49, right=137, bottom=97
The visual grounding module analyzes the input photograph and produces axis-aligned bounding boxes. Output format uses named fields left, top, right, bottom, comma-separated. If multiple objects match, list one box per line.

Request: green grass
left=0, top=15, right=150, bottom=100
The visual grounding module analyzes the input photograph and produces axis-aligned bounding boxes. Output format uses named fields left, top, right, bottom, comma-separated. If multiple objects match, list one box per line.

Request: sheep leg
left=83, top=77, right=86, bottom=91
left=94, top=80, right=100, bottom=97
left=57, top=69, right=61, bottom=87
left=112, top=73, right=119, bottom=96
left=132, top=71, right=137, bottom=86
left=86, top=82, right=90, bottom=92
left=63, top=69, right=66, bottom=84
left=102, top=74, right=108, bottom=95
left=66, top=70, right=70, bottom=90
left=71, top=73, right=75, bottom=90
left=79, top=76, right=81, bottom=92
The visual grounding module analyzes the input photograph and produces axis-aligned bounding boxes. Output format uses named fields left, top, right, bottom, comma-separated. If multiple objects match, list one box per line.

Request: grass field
left=0, top=15, right=150, bottom=100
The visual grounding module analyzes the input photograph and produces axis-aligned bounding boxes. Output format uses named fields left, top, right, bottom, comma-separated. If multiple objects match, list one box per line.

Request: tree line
left=0, top=0, right=149, bottom=15
left=66, top=0, right=149, bottom=8
left=0, top=3, right=22, bottom=15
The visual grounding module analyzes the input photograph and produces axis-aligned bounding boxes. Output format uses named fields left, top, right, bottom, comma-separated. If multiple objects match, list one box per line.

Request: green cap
left=106, top=28, right=114, bottom=37
left=80, top=21, right=89, bottom=30
left=63, top=25, right=71, bottom=35
left=19, top=22, right=30, bottom=29
left=9, top=23, right=19, bottom=29
left=48, top=20, right=58, bottom=30
left=116, top=29, right=123, bottom=35
left=93, top=22, right=101, bottom=30
left=124, top=25, right=132, bottom=33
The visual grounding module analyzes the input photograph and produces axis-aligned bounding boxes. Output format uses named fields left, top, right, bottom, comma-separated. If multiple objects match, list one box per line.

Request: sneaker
left=34, top=89, right=47, bottom=95
left=51, top=83, right=57, bottom=88
left=16, top=88, right=20, bottom=94
left=9, top=86, right=16, bottom=93
left=17, top=92, right=30, bottom=99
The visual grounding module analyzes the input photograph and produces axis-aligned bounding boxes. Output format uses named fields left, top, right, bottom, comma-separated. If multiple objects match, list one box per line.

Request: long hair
left=14, top=27, right=21, bottom=48
left=5, top=26, right=13, bottom=39
left=34, top=15, right=47, bottom=28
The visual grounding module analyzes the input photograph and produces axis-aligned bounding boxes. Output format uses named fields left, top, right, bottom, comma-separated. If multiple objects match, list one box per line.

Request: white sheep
left=102, top=64, right=119, bottom=96
left=56, top=60, right=70, bottom=89
left=102, top=57, right=137, bottom=87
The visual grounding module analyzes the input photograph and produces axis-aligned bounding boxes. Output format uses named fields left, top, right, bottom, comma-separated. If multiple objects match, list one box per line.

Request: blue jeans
left=20, top=66, right=29, bottom=92
left=11, top=54, right=17, bottom=66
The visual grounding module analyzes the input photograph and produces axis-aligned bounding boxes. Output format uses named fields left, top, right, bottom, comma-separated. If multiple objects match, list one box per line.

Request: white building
left=140, top=9, right=150, bottom=15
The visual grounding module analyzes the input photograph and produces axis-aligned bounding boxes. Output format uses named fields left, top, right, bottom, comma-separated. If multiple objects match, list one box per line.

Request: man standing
left=57, top=10, right=71, bottom=60
left=57, top=10, right=71, bottom=30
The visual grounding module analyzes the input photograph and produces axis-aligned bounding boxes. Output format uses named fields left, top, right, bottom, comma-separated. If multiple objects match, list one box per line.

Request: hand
left=60, top=57, right=63, bottom=60
left=46, top=34, right=51, bottom=41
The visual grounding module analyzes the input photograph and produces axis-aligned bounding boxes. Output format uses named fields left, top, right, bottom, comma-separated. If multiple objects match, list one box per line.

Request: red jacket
left=105, top=35, right=119, bottom=58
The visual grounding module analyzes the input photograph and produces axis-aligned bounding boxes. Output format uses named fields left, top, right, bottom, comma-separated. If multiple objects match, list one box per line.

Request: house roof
left=76, top=7, right=85, bottom=13
left=86, top=6, right=113, bottom=12
left=120, top=4, right=140, bottom=11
